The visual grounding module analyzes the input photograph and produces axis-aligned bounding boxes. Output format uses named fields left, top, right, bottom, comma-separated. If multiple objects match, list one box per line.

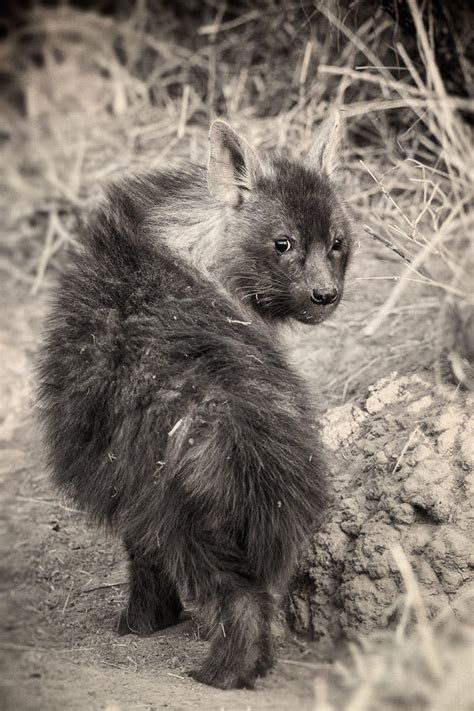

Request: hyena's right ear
left=208, top=119, right=264, bottom=207
left=307, top=111, right=344, bottom=176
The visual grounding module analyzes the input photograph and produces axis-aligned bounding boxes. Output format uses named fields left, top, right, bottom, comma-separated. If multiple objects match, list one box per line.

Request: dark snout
left=290, top=248, right=344, bottom=324
left=311, top=286, right=339, bottom=306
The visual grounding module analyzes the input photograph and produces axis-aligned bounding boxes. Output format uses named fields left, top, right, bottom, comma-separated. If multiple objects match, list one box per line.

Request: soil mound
left=291, top=373, right=474, bottom=639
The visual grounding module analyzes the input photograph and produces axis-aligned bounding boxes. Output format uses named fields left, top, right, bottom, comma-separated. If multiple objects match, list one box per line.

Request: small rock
left=407, top=395, right=433, bottom=414
left=437, top=427, right=458, bottom=454
left=321, top=404, right=366, bottom=451
left=411, top=441, right=434, bottom=464
left=375, top=450, right=389, bottom=465
left=366, top=381, right=401, bottom=413
left=389, top=503, right=415, bottom=525
left=402, top=458, right=455, bottom=522
left=432, top=405, right=466, bottom=433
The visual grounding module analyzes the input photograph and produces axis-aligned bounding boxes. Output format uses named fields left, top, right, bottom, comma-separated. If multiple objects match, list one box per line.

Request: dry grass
left=1, top=2, right=472, bottom=305
left=313, top=546, right=474, bottom=711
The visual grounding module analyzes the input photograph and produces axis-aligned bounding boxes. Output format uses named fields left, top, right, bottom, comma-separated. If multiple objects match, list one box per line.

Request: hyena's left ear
left=307, top=111, right=344, bottom=176
left=208, top=119, right=264, bottom=207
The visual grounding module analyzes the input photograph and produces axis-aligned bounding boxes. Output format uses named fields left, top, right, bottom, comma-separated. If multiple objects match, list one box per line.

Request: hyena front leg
left=254, top=590, right=277, bottom=678
left=190, top=583, right=270, bottom=689
left=117, top=545, right=183, bottom=636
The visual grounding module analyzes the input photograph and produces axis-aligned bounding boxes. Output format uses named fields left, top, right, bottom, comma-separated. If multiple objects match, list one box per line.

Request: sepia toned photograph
left=1, top=1, right=473, bottom=709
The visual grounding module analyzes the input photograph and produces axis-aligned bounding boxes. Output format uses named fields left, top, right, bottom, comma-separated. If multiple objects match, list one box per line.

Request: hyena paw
left=189, top=666, right=257, bottom=690
left=254, top=649, right=276, bottom=678
left=116, top=604, right=182, bottom=636
left=116, top=607, right=154, bottom=636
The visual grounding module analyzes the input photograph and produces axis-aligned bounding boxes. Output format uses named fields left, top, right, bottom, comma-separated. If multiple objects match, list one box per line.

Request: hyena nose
left=311, top=286, right=339, bottom=306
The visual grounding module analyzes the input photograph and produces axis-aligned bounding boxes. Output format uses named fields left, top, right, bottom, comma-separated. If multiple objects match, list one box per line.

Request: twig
left=363, top=226, right=432, bottom=280
left=177, top=84, right=190, bottom=139
left=80, top=581, right=127, bottom=594
left=363, top=223, right=458, bottom=336
left=14, top=495, right=83, bottom=514
left=61, top=580, right=74, bottom=615
left=0, top=643, right=48, bottom=652
left=280, top=659, right=332, bottom=670
left=198, top=9, right=260, bottom=35
left=31, top=211, right=57, bottom=295
left=168, top=418, right=183, bottom=437
left=391, top=425, right=420, bottom=475
left=391, top=544, right=443, bottom=679
left=355, top=276, right=468, bottom=299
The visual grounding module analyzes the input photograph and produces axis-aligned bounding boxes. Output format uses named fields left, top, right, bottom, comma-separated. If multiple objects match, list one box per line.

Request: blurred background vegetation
left=0, top=1, right=472, bottom=394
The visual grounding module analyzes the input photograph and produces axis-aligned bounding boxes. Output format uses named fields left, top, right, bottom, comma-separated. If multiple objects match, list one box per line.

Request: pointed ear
left=307, top=111, right=344, bottom=176
left=208, top=119, right=264, bottom=207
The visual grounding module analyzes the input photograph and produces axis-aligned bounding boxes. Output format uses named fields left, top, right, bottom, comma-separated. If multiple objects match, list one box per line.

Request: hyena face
left=225, top=160, right=352, bottom=324
left=207, top=116, right=353, bottom=324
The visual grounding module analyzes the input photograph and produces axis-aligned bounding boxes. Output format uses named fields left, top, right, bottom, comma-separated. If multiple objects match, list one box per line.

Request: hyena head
left=207, top=115, right=354, bottom=325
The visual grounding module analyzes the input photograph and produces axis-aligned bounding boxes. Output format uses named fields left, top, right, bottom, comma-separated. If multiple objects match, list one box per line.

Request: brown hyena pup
left=37, top=115, right=353, bottom=689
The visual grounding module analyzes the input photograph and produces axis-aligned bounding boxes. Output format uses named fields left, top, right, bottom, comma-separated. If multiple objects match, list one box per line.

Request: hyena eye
left=331, top=235, right=344, bottom=251
left=274, top=238, right=292, bottom=254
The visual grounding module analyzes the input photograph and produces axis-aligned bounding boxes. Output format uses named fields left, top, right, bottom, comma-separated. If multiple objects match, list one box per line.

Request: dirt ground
left=0, top=237, right=452, bottom=710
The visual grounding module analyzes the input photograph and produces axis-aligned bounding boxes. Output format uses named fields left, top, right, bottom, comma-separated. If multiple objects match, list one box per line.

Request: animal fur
left=36, top=116, right=354, bottom=689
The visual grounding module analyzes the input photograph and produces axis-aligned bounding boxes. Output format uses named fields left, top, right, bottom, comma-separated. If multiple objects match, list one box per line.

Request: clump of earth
left=291, top=372, right=474, bottom=640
